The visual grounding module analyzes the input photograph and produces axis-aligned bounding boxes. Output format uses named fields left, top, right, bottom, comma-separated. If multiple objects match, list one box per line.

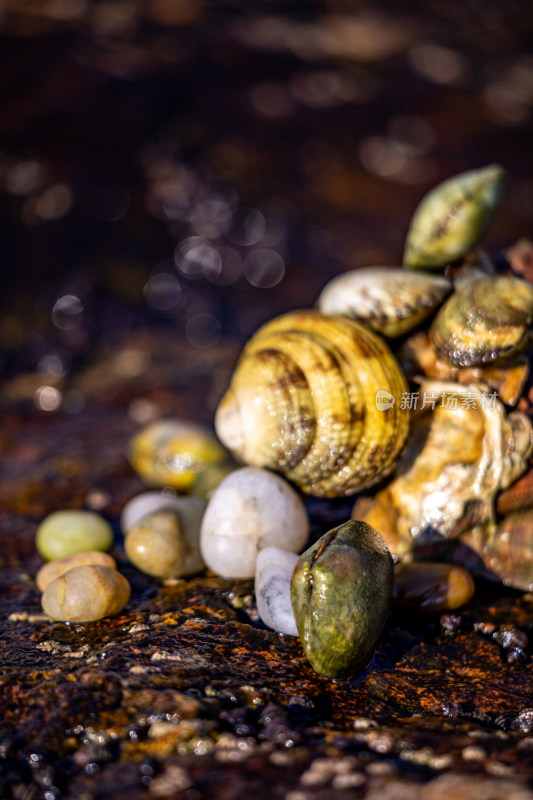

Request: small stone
left=493, top=628, right=529, bottom=650
left=149, top=765, right=191, bottom=798
left=36, top=551, right=116, bottom=592
left=200, top=467, right=309, bottom=579
left=41, top=566, right=131, bottom=622
left=506, top=648, right=529, bottom=664
left=287, top=696, right=314, bottom=710
left=127, top=419, right=227, bottom=491
left=393, top=562, right=475, bottom=612
left=36, top=510, right=113, bottom=561
left=353, top=718, right=377, bottom=731
left=474, top=621, right=497, bottom=637
left=440, top=614, right=462, bottom=634
left=120, top=490, right=178, bottom=533
left=462, top=745, right=486, bottom=761
left=255, top=547, right=298, bottom=636
left=125, top=498, right=205, bottom=578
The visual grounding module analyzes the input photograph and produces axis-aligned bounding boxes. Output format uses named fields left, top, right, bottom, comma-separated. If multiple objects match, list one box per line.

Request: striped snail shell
left=215, top=310, right=410, bottom=498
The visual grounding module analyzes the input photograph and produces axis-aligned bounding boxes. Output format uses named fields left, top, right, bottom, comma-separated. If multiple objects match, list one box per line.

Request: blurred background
left=1, top=0, right=532, bottom=401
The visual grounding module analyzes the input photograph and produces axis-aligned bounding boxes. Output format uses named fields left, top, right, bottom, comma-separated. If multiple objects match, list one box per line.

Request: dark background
left=1, top=0, right=533, bottom=381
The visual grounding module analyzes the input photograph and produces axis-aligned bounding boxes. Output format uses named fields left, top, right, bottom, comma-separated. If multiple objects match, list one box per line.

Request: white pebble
left=120, top=490, right=178, bottom=533
left=199, top=467, right=309, bottom=578
left=255, top=547, right=298, bottom=636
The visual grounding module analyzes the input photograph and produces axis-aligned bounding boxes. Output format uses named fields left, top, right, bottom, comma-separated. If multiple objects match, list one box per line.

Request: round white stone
left=120, top=490, right=179, bottom=533
left=199, top=467, right=309, bottom=579
left=255, top=547, right=298, bottom=636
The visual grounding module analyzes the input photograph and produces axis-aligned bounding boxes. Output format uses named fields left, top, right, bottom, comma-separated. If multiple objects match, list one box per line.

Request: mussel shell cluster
left=215, top=310, right=410, bottom=498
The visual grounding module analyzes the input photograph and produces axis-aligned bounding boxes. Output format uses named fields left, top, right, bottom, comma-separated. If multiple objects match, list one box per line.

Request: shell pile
left=212, top=163, right=533, bottom=592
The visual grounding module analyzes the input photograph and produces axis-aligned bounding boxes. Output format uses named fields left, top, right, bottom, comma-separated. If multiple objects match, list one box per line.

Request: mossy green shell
left=290, top=520, right=393, bottom=679
left=404, top=164, right=505, bottom=269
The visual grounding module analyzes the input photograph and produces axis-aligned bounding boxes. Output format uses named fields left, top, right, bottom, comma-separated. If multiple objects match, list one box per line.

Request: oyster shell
left=431, top=275, right=533, bottom=367
left=317, top=267, right=451, bottom=338
left=352, top=380, right=533, bottom=564
left=215, top=310, right=410, bottom=498
left=291, top=520, right=393, bottom=679
left=404, top=164, right=505, bottom=269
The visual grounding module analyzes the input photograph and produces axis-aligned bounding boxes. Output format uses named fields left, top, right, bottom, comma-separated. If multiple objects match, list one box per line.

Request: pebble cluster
left=35, top=511, right=130, bottom=622
left=35, top=451, right=477, bottom=677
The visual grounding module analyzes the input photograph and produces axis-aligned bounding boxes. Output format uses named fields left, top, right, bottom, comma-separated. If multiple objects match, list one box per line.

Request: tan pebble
left=332, top=773, right=365, bottom=789
left=41, top=566, right=130, bottom=622
left=462, top=745, right=486, bottom=761
left=393, top=561, right=475, bottom=612
left=36, top=551, right=116, bottom=592
left=125, top=501, right=205, bottom=579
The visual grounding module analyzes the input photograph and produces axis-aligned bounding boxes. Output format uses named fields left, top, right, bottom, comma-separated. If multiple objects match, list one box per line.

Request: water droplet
left=35, top=386, right=62, bottom=412
left=243, top=248, right=285, bottom=288
left=185, top=313, right=221, bottom=348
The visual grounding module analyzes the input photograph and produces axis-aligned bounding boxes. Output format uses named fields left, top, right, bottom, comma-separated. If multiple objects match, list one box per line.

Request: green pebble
left=36, top=510, right=114, bottom=561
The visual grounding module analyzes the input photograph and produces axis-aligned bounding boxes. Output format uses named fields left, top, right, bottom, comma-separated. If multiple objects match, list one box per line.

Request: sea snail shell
left=215, top=310, right=410, bottom=498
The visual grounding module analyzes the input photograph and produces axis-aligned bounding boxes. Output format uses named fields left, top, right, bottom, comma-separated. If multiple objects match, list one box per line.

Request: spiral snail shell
left=215, top=310, right=410, bottom=498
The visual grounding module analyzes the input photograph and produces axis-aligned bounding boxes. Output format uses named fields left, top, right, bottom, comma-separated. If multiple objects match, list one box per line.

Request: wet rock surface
left=1, top=336, right=533, bottom=799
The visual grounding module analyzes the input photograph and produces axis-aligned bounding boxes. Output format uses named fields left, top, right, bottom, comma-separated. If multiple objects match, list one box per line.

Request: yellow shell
left=215, top=310, right=410, bottom=497
left=127, top=419, right=228, bottom=491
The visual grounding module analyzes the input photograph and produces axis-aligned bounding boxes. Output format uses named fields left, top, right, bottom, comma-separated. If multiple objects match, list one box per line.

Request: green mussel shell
left=290, top=520, right=393, bottom=679
left=404, top=164, right=505, bottom=269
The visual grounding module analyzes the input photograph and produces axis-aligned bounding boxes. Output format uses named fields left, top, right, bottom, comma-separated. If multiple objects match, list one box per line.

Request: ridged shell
left=317, top=267, right=451, bottom=338
left=215, top=310, right=410, bottom=498
left=404, top=164, right=505, bottom=269
left=431, top=275, right=533, bottom=367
